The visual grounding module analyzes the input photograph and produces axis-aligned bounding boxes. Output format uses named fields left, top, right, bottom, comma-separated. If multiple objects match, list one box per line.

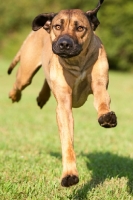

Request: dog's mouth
left=52, top=35, right=82, bottom=58
left=53, top=50, right=82, bottom=58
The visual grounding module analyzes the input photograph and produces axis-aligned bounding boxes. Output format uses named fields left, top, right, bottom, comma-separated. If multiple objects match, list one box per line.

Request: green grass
left=0, top=58, right=133, bottom=199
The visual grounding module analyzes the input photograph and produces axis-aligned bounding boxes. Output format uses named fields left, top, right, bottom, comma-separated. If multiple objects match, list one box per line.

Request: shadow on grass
left=50, top=152, right=62, bottom=159
left=50, top=151, right=133, bottom=198
left=72, top=152, right=133, bottom=199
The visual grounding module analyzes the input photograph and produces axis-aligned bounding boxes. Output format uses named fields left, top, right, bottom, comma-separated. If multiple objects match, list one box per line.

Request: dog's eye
left=54, top=24, right=61, bottom=30
left=77, top=26, right=84, bottom=32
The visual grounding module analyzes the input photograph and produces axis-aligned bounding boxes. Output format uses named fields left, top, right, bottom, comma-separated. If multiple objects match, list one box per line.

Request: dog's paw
left=36, top=93, right=51, bottom=109
left=9, top=90, right=21, bottom=102
left=36, top=96, right=48, bottom=109
left=98, top=111, right=117, bottom=128
left=61, top=175, right=79, bottom=187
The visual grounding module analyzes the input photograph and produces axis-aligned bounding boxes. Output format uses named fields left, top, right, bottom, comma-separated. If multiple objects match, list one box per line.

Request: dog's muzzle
left=52, top=35, right=82, bottom=58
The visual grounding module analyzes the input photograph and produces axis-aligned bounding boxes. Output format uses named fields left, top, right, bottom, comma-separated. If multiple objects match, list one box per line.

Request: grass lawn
left=0, top=59, right=133, bottom=199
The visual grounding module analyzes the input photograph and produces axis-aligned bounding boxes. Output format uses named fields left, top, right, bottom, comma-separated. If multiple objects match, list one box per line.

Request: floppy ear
left=86, top=0, right=104, bottom=31
left=32, top=13, right=56, bottom=32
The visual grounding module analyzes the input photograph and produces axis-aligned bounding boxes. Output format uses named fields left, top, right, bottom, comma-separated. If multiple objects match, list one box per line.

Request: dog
left=8, top=0, right=117, bottom=187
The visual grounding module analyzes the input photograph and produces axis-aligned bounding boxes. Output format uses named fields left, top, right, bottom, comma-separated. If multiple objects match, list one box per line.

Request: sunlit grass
left=0, top=59, right=133, bottom=199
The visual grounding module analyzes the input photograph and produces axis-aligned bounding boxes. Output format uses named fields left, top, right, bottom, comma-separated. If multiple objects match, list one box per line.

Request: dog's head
left=32, top=0, right=104, bottom=58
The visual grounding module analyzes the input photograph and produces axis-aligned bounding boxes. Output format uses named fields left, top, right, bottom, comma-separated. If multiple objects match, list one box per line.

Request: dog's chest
left=72, top=70, right=92, bottom=108
left=59, top=58, right=93, bottom=108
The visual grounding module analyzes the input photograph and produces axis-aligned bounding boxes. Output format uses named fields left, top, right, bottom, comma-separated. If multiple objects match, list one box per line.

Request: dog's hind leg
left=9, top=61, right=41, bottom=102
left=36, top=79, right=51, bottom=108
left=8, top=29, right=48, bottom=103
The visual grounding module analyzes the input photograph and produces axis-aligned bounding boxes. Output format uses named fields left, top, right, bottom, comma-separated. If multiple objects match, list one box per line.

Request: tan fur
left=8, top=28, right=51, bottom=102
left=8, top=7, right=117, bottom=187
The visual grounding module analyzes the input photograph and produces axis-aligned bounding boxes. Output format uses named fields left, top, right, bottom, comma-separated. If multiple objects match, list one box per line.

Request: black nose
left=58, top=37, right=73, bottom=50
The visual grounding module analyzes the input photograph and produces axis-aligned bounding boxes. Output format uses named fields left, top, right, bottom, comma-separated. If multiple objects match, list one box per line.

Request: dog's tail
left=7, top=50, right=21, bottom=75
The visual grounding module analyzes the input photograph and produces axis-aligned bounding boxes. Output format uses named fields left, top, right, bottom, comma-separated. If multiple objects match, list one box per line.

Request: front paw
left=98, top=111, right=117, bottom=128
left=61, top=174, right=79, bottom=187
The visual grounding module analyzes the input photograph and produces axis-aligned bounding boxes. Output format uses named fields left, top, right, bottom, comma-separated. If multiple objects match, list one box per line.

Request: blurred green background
left=0, top=0, right=133, bottom=71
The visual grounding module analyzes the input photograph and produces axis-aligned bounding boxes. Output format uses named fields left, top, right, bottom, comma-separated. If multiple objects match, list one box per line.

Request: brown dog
left=8, top=0, right=117, bottom=187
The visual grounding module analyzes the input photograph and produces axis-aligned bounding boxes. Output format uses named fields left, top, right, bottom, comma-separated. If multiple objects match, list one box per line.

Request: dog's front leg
left=56, top=95, right=79, bottom=187
left=53, top=87, right=79, bottom=187
left=91, top=61, right=117, bottom=128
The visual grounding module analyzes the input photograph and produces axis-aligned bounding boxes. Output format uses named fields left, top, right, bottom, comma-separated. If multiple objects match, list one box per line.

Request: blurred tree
left=97, top=0, right=133, bottom=71
left=0, top=0, right=132, bottom=71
